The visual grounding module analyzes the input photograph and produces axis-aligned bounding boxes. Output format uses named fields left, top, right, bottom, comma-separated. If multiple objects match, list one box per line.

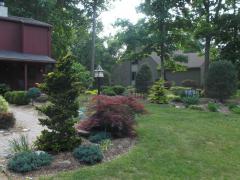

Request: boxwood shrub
left=8, top=151, right=53, bottom=173
left=73, top=145, right=103, bottom=165
left=4, top=91, right=30, bottom=105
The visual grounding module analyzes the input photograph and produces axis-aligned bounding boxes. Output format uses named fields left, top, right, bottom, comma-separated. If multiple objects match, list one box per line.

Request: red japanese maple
left=76, top=95, right=145, bottom=137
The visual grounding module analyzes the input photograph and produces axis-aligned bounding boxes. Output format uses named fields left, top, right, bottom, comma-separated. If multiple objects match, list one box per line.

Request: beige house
left=111, top=52, right=205, bottom=87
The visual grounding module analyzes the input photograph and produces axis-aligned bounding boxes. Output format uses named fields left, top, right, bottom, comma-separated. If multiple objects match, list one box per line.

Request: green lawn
left=43, top=104, right=240, bottom=180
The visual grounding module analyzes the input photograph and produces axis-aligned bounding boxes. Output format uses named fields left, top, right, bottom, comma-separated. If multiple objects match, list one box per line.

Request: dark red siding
left=23, top=25, right=50, bottom=56
left=0, top=20, right=51, bottom=56
left=0, top=21, right=22, bottom=52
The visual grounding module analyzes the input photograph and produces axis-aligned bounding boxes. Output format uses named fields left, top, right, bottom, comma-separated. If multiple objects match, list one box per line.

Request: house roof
left=0, top=16, right=52, bottom=28
left=0, top=50, right=55, bottom=63
left=175, top=51, right=205, bottom=68
left=149, top=51, right=205, bottom=69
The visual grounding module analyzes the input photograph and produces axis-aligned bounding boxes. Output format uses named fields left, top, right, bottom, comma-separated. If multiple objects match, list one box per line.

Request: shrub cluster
left=0, top=95, right=8, bottom=112
left=102, top=85, right=126, bottom=96
left=73, top=145, right=103, bottom=165
left=89, top=132, right=112, bottom=144
left=148, top=80, right=168, bottom=104
left=206, top=61, right=238, bottom=101
left=76, top=96, right=145, bottom=138
left=102, top=87, right=116, bottom=96
left=4, top=91, right=30, bottom=105
left=0, top=83, right=10, bottom=96
left=0, top=112, right=15, bottom=129
left=8, top=151, right=53, bottom=173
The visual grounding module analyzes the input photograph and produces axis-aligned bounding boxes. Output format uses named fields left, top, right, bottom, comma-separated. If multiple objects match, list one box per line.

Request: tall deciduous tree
left=138, top=0, right=187, bottom=79
left=187, top=0, right=226, bottom=78
left=81, top=0, right=115, bottom=75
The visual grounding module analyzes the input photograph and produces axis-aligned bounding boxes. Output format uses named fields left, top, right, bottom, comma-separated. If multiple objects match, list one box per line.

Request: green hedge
left=4, top=91, right=30, bottom=105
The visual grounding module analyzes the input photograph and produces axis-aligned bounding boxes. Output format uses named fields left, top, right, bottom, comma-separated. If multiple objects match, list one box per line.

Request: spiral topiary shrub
left=7, top=151, right=53, bottom=173
left=73, top=145, right=103, bottom=165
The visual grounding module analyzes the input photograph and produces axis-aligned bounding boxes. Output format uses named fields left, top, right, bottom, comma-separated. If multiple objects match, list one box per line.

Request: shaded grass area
left=42, top=104, right=240, bottom=180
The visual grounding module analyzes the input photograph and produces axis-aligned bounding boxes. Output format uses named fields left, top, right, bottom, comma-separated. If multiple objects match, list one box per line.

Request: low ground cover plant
left=89, top=132, right=112, bottom=144
left=8, top=151, right=53, bottom=173
left=228, top=104, right=240, bottom=114
left=76, top=96, right=145, bottom=138
left=4, top=91, right=30, bottom=105
left=73, top=145, right=103, bottom=165
left=208, top=102, right=219, bottom=112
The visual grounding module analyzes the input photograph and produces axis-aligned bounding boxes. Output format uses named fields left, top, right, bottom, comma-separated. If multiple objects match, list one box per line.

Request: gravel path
left=0, top=105, right=46, bottom=158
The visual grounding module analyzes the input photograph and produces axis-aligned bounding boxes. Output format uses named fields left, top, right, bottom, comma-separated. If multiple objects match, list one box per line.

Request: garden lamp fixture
left=94, top=65, right=104, bottom=95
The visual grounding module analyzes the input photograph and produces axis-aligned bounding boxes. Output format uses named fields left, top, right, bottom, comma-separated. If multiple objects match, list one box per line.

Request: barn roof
left=0, top=50, right=55, bottom=63
left=0, top=16, right=52, bottom=27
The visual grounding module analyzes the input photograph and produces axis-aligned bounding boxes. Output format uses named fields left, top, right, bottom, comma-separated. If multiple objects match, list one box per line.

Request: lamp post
left=94, top=65, right=104, bottom=95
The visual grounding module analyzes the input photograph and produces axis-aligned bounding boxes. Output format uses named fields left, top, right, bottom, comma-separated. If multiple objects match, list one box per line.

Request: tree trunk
left=91, top=1, right=97, bottom=76
left=204, top=36, right=211, bottom=83
left=160, top=23, right=166, bottom=80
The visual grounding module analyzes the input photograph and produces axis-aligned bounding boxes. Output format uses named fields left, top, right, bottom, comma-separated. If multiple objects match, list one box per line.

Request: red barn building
left=0, top=1, right=55, bottom=90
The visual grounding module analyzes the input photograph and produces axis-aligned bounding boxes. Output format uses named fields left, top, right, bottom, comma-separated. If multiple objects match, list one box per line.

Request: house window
left=132, top=72, right=136, bottom=81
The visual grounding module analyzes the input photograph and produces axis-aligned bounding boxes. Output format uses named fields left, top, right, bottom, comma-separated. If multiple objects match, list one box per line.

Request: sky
left=99, top=0, right=144, bottom=37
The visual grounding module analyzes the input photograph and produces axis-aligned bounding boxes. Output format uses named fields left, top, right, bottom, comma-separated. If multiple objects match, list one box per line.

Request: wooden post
left=24, top=63, right=28, bottom=91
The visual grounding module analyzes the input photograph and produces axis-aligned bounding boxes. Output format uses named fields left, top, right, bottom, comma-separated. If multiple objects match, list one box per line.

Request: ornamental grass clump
left=76, top=96, right=145, bottom=138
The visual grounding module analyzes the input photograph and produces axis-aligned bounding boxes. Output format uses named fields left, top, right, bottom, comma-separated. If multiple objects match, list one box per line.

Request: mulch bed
left=4, top=137, right=136, bottom=180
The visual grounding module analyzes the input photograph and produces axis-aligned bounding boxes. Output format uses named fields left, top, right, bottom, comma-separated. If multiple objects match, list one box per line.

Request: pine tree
left=35, top=55, right=82, bottom=152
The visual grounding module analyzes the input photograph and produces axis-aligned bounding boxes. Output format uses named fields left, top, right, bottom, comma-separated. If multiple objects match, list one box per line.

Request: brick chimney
left=0, top=0, right=8, bottom=17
